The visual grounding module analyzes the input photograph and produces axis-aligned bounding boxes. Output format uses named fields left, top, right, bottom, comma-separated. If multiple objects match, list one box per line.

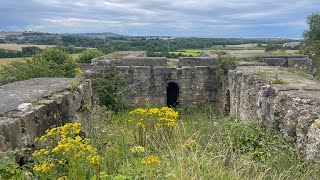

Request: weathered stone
left=0, top=78, right=93, bottom=150
left=178, top=57, right=218, bottom=67
left=228, top=65, right=320, bottom=159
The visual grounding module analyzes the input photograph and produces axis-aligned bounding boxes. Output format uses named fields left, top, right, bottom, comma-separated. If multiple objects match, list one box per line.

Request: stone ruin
left=0, top=78, right=95, bottom=150
left=84, top=51, right=222, bottom=107
left=1, top=50, right=320, bottom=160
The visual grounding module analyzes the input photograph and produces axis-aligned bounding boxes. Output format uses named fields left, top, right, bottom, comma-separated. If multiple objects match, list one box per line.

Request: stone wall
left=117, top=66, right=220, bottom=107
left=178, top=57, right=218, bottom=67
left=116, top=57, right=167, bottom=66
left=260, top=55, right=312, bottom=70
left=228, top=64, right=320, bottom=159
left=0, top=78, right=93, bottom=150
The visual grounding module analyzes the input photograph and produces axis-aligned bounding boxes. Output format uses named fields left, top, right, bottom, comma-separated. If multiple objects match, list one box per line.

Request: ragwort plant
left=32, top=122, right=101, bottom=179
left=127, top=107, right=179, bottom=148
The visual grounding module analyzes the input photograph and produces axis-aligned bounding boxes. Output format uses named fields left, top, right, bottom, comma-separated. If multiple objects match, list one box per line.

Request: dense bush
left=301, top=13, right=320, bottom=78
left=76, top=49, right=104, bottom=63
left=0, top=47, right=78, bottom=84
left=90, top=63, right=128, bottom=111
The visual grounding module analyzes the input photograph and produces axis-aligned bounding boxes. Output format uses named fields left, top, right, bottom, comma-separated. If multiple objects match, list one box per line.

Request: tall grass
left=2, top=105, right=319, bottom=179
left=88, top=105, right=320, bottom=179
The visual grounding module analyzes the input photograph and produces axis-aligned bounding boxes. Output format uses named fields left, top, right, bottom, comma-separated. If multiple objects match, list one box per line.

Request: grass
left=2, top=105, right=320, bottom=179
left=0, top=57, right=29, bottom=66
left=86, top=106, right=319, bottom=179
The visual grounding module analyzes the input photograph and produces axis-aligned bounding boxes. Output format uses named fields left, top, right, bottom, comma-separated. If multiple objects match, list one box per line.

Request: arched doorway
left=167, top=82, right=179, bottom=108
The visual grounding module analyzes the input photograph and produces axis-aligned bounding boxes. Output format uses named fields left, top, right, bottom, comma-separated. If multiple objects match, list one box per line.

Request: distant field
left=0, top=43, right=55, bottom=51
left=226, top=43, right=267, bottom=48
left=170, top=49, right=202, bottom=56
left=209, top=45, right=265, bottom=50
left=0, top=57, right=29, bottom=66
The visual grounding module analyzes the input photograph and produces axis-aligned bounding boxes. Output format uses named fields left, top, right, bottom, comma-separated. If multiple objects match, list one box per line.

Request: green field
left=168, top=45, right=266, bottom=57
left=170, top=49, right=202, bottom=57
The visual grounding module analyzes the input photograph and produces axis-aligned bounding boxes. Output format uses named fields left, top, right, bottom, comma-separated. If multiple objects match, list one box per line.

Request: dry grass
left=0, top=57, right=29, bottom=66
left=226, top=43, right=267, bottom=48
left=0, top=43, right=55, bottom=51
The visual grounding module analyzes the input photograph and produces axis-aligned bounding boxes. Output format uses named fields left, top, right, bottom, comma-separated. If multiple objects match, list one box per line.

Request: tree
left=302, top=13, right=320, bottom=76
left=77, top=49, right=104, bottom=63
left=42, top=48, right=70, bottom=65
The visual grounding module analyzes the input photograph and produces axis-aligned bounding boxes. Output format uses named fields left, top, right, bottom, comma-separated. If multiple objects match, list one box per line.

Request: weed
left=254, top=69, right=267, bottom=77
left=271, top=72, right=287, bottom=84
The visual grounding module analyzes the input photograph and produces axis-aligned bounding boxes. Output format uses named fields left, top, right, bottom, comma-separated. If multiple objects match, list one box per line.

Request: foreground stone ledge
left=228, top=65, right=320, bottom=159
left=0, top=78, right=92, bottom=150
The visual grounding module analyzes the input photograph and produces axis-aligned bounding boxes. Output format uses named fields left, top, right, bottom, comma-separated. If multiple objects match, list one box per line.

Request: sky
left=0, top=0, right=319, bottom=38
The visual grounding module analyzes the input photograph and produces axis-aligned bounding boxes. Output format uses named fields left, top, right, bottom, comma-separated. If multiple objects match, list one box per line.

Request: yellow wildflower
left=130, top=146, right=145, bottom=154
left=141, top=155, right=160, bottom=166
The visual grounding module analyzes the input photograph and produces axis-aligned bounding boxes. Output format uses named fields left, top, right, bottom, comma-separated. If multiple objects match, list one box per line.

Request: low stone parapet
left=0, top=78, right=93, bottom=150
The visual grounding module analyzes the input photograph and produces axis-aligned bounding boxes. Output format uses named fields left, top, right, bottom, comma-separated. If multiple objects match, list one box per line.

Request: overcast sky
left=1, top=0, right=319, bottom=38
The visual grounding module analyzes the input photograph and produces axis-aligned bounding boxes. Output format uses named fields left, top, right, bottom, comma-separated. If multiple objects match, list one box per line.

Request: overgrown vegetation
left=2, top=105, right=320, bottom=179
left=89, top=63, right=129, bottom=111
left=301, top=13, right=320, bottom=78
left=76, top=49, right=104, bottom=63
left=0, top=47, right=78, bottom=85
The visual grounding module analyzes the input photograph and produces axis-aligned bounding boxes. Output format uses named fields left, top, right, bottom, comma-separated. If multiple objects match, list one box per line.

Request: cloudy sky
left=1, top=0, right=319, bottom=38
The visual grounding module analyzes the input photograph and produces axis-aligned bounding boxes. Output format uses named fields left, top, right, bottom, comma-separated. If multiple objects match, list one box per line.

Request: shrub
left=0, top=48, right=78, bottom=84
left=77, top=49, right=104, bottom=63
left=90, top=63, right=128, bottom=111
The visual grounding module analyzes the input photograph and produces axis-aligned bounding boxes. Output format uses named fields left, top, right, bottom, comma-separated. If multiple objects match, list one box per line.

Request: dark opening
left=225, top=90, right=230, bottom=114
left=167, top=82, right=179, bottom=108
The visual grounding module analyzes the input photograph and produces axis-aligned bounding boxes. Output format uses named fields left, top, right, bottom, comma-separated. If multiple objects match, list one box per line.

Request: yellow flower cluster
left=87, top=155, right=102, bottom=166
left=128, top=107, right=179, bottom=146
left=74, top=68, right=82, bottom=75
left=37, top=122, right=81, bottom=142
left=130, top=146, right=145, bottom=154
left=33, top=162, right=54, bottom=173
left=128, top=107, right=179, bottom=129
left=182, top=139, right=197, bottom=150
left=141, top=155, right=160, bottom=166
left=32, top=122, right=101, bottom=177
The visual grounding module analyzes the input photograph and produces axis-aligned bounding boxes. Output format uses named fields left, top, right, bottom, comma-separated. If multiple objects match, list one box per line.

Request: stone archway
left=167, top=82, right=179, bottom=108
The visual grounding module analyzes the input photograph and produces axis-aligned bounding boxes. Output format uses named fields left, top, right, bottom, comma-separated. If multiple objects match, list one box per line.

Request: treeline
left=4, top=33, right=298, bottom=54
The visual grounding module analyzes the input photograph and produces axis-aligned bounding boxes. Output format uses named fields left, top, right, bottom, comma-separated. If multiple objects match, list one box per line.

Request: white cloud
left=1, top=0, right=319, bottom=37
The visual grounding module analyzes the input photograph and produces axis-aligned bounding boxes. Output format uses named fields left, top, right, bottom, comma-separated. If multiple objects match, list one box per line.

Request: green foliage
left=0, top=149, right=33, bottom=179
left=0, top=54, right=64, bottom=82
left=90, top=64, right=128, bottom=111
left=2, top=106, right=320, bottom=179
left=303, top=13, right=320, bottom=41
left=22, top=46, right=42, bottom=56
left=227, top=120, right=296, bottom=162
left=42, top=47, right=70, bottom=65
left=271, top=72, right=287, bottom=84
left=302, top=13, right=320, bottom=78
left=265, top=44, right=283, bottom=52
left=0, top=47, right=78, bottom=84
left=77, top=49, right=104, bottom=63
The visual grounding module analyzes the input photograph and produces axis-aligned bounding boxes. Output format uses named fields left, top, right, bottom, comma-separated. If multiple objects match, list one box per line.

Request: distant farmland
left=0, top=43, right=55, bottom=51
left=0, top=57, right=29, bottom=66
